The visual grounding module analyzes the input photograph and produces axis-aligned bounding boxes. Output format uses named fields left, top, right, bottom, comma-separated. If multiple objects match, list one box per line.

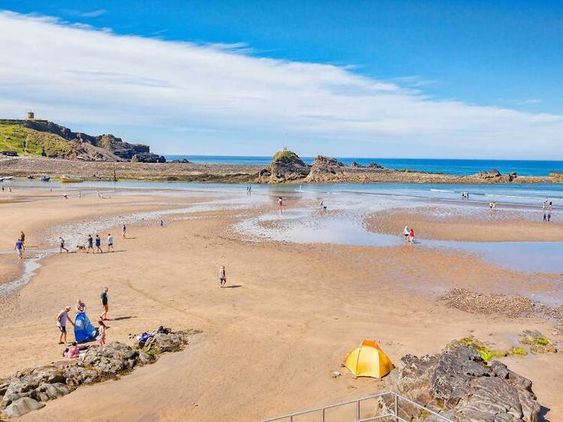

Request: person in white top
left=107, top=234, right=114, bottom=252
left=403, top=225, right=410, bottom=241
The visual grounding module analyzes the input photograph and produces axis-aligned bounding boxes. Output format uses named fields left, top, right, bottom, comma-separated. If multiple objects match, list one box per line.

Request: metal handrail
left=261, top=391, right=451, bottom=422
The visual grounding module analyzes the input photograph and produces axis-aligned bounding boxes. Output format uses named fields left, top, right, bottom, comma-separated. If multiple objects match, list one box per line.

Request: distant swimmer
left=219, top=265, right=227, bottom=288
left=59, top=236, right=69, bottom=253
left=107, top=233, right=114, bottom=252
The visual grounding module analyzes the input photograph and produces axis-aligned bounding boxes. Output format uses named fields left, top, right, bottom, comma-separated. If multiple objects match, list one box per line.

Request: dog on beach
left=76, top=245, right=86, bottom=252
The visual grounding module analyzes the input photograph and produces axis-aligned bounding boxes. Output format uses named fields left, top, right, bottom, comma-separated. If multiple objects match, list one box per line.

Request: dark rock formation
left=386, top=345, right=541, bottom=421
left=306, top=155, right=346, bottom=182
left=0, top=329, right=198, bottom=418
left=474, top=169, right=519, bottom=183
left=258, top=149, right=310, bottom=183
left=131, top=152, right=166, bottom=163
left=368, top=162, right=384, bottom=169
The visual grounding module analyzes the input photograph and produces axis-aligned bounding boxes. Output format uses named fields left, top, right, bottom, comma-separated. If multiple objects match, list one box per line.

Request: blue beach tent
left=74, top=312, right=98, bottom=343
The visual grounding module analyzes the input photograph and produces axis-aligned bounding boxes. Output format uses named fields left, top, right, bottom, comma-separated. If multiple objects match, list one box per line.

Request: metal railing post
left=356, top=398, right=361, bottom=421
left=321, top=407, right=325, bottom=422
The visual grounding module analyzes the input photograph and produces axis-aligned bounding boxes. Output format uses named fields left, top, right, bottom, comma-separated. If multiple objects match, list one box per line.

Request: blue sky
left=0, top=1, right=562, bottom=158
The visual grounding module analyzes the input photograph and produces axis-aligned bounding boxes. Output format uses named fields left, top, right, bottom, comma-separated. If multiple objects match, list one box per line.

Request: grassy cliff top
left=272, top=149, right=303, bottom=163
left=0, top=122, right=74, bottom=157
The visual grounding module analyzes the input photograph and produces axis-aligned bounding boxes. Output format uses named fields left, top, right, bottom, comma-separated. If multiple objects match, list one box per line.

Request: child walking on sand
left=219, top=265, right=227, bottom=288
left=408, top=228, right=415, bottom=244
left=97, top=320, right=109, bottom=346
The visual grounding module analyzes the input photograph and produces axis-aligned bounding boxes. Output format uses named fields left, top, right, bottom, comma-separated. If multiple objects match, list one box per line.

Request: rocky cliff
left=0, top=119, right=165, bottom=163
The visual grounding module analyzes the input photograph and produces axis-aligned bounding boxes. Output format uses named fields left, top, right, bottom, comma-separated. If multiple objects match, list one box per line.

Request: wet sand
left=0, top=190, right=561, bottom=421
left=367, top=206, right=563, bottom=242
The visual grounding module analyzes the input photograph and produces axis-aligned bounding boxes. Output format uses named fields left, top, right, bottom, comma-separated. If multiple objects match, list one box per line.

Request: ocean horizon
left=165, top=155, right=563, bottom=177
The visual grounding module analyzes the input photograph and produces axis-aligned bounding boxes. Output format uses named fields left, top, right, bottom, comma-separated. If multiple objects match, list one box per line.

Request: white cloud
left=78, top=9, right=107, bottom=18
left=0, top=11, right=561, bottom=158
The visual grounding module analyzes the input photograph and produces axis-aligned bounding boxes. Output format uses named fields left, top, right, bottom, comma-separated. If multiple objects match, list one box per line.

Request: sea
left=165, top=156, right=563, bottom=177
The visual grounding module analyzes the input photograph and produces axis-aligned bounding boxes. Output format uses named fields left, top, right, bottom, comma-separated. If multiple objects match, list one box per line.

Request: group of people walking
left=84, top=233, right=114, bottom=254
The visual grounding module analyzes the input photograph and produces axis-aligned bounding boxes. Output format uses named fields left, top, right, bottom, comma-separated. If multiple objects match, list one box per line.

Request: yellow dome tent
left=344, top=339, right=394, bottom=378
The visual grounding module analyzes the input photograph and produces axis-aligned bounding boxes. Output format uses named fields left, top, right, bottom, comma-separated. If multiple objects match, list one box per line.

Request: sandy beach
left=0, top=185, right=561, bottom=421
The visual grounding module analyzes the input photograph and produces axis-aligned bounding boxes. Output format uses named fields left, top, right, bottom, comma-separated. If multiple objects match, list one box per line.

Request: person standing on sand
left=107, top=233, right=114, bottom=252
left=408, top=228, right=415, bottom=244
left=403, top=225, right=409, bottom=241
left=56, top=306, right=74, bottom=344
left=59, top=236, right=69, bottom=253
left=95, top=234, right=103, bottom=254
left=87, top=235, right=94, bottom=253
left=97, top=320, right=109, bottom=346
left=278, top=196, right=283, bottom=208
left=15, top=238, right=24, bottom=259
left=219, top=265, right=227, bottom=288
left=20, top=231, right=26, bottom=249
left=100, top=287, right=109, bottom=320
left=122, top=224, right=127, bottom=239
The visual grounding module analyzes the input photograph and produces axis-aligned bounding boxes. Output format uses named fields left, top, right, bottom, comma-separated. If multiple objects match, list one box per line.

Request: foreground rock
left=384, top=345, right=541, bottom=421
left=0, top=329, right=199, bottom=418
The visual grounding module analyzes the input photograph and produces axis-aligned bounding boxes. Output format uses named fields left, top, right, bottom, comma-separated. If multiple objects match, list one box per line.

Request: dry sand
left=0, top=190, right=561, bottom=421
